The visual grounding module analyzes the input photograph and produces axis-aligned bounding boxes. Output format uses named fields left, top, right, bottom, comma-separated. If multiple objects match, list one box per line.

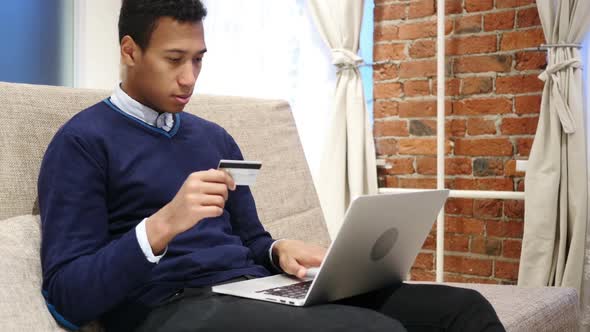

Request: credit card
left=217, top=159, right=262, bottom=186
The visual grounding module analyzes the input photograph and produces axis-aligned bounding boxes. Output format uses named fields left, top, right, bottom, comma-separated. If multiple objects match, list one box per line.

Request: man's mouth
left=174, top=94, right=192, bottom=105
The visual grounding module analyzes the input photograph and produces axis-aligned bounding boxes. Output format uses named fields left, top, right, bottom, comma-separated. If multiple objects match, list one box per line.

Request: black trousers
left=107, top=281, right=505, bottom=332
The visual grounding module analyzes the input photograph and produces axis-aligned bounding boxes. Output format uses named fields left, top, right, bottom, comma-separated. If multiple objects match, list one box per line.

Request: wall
left=373, top=0, right=545, bottom=284
left=74, top=0, right=122, bottom=89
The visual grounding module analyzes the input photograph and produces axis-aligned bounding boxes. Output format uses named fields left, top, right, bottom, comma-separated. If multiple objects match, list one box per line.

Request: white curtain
left=198, top=0, right=336, bottom=180
left=518, top=0, right=590, bottom=328
left=307, top=0, right=378, bottom=239
left=582, top=30, right=590, bottom=332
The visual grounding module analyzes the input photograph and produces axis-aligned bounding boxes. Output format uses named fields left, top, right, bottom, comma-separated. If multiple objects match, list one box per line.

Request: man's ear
left=121, top=35, right=140, bottom=67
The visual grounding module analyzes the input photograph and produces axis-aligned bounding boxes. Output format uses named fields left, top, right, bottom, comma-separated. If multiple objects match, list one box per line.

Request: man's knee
left=450, top=288, right=505, bottom=332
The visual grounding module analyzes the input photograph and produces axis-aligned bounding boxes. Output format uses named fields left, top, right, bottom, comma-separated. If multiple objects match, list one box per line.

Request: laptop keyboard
left=256, top=281, right=312, bottom=299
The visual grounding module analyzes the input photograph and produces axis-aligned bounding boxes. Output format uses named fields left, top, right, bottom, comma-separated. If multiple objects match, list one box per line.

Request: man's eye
left=193, top=57, right=203, bottom=64
left=168, top=58, right=182, bottom=63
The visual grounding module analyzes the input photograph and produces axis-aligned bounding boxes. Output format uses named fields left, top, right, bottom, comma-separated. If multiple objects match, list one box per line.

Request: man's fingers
left=281, top=256, right=306, bottom=279
left=198, top=182, right=229, bottom=200
left=202, top=169, right=236, bottom=190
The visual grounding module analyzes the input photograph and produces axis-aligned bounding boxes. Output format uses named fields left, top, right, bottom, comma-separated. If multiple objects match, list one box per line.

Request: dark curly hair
left=118, top=0, right=207, bottom=50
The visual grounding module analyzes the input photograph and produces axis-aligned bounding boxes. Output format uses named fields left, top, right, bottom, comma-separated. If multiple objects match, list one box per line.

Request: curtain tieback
left=538, top=58, right=582, bottom=134
left=331, top=48, right=363, bottom=74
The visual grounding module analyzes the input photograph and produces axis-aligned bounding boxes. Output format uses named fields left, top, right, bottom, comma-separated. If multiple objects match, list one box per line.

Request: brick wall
left=373, top=0, right=546, bottom=284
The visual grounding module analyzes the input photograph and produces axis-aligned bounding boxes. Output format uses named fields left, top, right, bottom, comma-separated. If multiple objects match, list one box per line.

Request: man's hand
left=146, top=169, right=236, bottom=254
left=273, top=239, right=327, bottom=279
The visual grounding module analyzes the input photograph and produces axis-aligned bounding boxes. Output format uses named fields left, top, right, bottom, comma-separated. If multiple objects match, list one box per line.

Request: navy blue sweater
left=38, top=99, right=275, bottom=328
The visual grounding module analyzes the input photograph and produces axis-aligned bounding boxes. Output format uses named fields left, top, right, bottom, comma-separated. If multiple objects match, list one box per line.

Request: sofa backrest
left=0, top=81, right=330, bottom=246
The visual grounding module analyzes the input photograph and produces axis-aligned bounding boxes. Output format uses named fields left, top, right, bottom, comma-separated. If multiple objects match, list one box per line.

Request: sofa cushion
left=0, top=214, right=63, bottom=331
left=445, top=282, right=579, bottom=331
left=0, top=214, right=102, bottom=332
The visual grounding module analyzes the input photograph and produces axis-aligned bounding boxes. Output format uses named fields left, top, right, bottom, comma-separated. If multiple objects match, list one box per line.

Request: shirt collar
left=110, top=83, right=174, bottom=132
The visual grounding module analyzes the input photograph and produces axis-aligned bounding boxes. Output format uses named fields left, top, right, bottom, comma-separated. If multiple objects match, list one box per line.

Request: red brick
left=503, top=239, right=522, bottom=259
left=409, top=40, right=436, bottom=59
left=374, top=24, right=399, bottom=42
left=376, top=138, right=398, bottom=155
left=445, top=255, right=493, bottom=277
left=447, top=35, right=497, bottom=56
left=416, top=157, right=473, bottom=175
left=495, top=260, right=519, bottom=280
left=399, top=100, right=452, bottom=117
left=504, top=200, right=525, bottom=219
left=445, top=274, right=500, bottom=284
left=404, top=80, right=431, bottom=96
left=455, top=15, right=482, bottom=34
left=446, top=0, right=463, bottom=15
left=374, top=82, right=403, bottom=99
left=375, top=4, right=406, bottom=21
left=422, top=235, right=436, bottom=250
left=410, top=119, right=437, bottom=136
left=465, top=0, right=493, bottom=12
left=382, top=157, right=415, bottom=175
left=496, top=0, right=535, bottom=8
left=399, top=177, right=437, bottom=189
left=517, top=7, right=541, bottom=28
left=471, top=236, right=502, bottom=256
left=408, top=0, right=435, bottom=19
left=473, top=158, right=504, bottom=176
left=433, top=78, right=461, bottom=96
left=374, top=100, right=399, bottom=119
left=410, top=268, right=436, bottom=281
left=496, top=75, right=544, bottom=94
left=516, top=137, right=534, bottom=156
left=467, top=118, right=497, bottom=135
left=515, top=51, right=547, bottom=70
left=445, top=234, right=470, bottom=252
left=501, top=117, right=539, bottom=135
left=476, top=178, right=514, bottom=191
left=399, top=60, right=437, bottom=78
left=453, top=178, right=476, bottom=190
left=487, top=220, right=524, bottom=238
left=453, top=98, right=512, bottom=115
left=484, top=11, right=515, bottom=31
left=374, top=120, right=410, bottom=137
left=517, top=179, right=525, bottom=191
left=414, top=252, right=435, bottom=270
left=398, top=138, right=452, bottom=155
left=504, top=160, right=525, bottom=177
left=374, top=43, right=406, bottom=62
left=383, top=175, right=400, bottom=187
left=455, top=138, right=513, bottom=156
left=515, top=95, right=542, bottom=114
left=462, top=77, right=494, bottom=95
left=445, top=198, right=474, bottom=216
left=374, top=63, right=399, bottom=81
left=448, top=119, right=467, bottom=137
left=454, top=55, right=512, bottom=73
left=500, top=28, right=545, bottom=51
left=446, top=216, right=485, bottom=235
left=474, top=199, right=503, bottom=218
left=399, top=21, right=437, bottom=40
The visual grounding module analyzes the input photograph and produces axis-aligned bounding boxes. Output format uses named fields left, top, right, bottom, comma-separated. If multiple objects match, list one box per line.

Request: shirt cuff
left=268, top=239, right=284, bottom=272
left=135, top=218, right=167, bottom=264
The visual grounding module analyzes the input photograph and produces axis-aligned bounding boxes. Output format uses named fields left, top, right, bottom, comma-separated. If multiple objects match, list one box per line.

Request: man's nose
left=178, top=63, right=197, bottom=87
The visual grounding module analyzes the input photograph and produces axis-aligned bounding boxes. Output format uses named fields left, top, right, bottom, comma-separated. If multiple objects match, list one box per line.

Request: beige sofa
left=0, top=81, right=580, bottom=331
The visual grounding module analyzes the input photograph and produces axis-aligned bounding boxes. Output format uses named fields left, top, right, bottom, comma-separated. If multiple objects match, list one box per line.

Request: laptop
left=212, top=190, right=450, bottom=306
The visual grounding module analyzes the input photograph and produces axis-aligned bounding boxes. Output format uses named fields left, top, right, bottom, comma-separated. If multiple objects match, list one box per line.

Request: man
left=38, top=1, right=505, bottom=331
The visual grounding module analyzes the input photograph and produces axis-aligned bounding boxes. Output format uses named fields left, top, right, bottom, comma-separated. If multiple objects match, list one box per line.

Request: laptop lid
left=304, top=190, right=449, bottom=305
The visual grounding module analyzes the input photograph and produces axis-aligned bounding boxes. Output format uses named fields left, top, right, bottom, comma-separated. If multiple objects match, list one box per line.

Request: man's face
left=125, top=17, right=206, bottom=113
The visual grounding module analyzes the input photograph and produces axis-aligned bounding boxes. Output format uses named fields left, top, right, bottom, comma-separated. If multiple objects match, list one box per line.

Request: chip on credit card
left=217, top=160, right=262, bottom=186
